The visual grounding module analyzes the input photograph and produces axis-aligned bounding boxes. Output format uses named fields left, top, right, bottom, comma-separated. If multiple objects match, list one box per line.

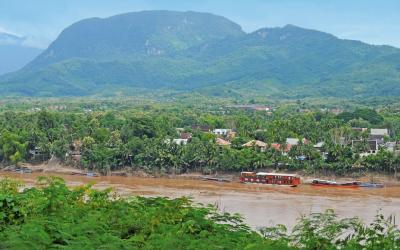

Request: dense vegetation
left=0, top=177, right=398, bottom=249
left=1, top=10, right=400, bottom=98
left=0, top=101, right=399, bottom=177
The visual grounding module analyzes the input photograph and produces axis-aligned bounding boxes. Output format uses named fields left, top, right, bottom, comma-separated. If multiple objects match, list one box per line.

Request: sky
left=0, top=0, right=399, bottom=49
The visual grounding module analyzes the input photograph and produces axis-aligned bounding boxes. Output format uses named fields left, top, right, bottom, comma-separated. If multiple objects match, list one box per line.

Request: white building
left=370, top=128, right=389, bottom=136
left=286, top=138, right=299, bottom=145
left=165, top=138, right=189, bottom=146
left=212, top=129, right=232, bottom=136
left=172, top=139, right=188, bottom=145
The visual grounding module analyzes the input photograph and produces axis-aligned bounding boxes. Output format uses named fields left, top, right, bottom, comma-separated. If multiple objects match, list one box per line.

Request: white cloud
left=0, top=26, right=21, bottom=36
left=0, top=27, right=23, bottom=46
left=0, top=25, right=49, bottom=48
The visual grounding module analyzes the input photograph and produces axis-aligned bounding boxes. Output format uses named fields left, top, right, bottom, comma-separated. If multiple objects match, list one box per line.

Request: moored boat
left=240, top=172, right=300, bottom=187
left=358, top=182, right=384, bottom=188
left=311, top=179, right=359, bottom=188
left=202, top=176, right=231, bottom=182
left=86, top=172, right=100, bottom=177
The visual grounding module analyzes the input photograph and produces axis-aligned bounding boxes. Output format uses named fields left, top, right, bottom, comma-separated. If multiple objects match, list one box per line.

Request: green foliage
left=0, top=130, right=28, bottom=165
left=338, top=108, right=384, bottom=125
left=0, top=178, right=273, bottom=249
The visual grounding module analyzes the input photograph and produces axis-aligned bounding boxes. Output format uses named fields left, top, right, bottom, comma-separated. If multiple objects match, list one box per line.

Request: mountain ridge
left=1, top=10, right=399, bottom=98
left=24, top=10, right=244, bottom=71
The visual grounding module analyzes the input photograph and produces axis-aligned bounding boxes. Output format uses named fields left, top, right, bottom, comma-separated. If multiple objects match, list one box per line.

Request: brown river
left=1, top=172, right=400, bottom=230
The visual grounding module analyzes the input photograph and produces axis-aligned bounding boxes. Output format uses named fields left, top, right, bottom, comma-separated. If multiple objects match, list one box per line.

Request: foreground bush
left=0, top=177, right=398, bottom=249
left=0, top=177, right=284, bottom=249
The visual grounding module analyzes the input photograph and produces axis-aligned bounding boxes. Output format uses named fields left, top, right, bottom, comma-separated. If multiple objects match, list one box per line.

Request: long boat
left=357, top=182, right=384, bottom=188
left=240, top=172, right=301, bottom=187
left=202, top=176, right=231, bottom=182
left=311, top=179, right=360, bottom=188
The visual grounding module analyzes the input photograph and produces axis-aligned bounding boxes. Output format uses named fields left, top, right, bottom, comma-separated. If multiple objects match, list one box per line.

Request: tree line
left=0, top=106, right=399, bottom=176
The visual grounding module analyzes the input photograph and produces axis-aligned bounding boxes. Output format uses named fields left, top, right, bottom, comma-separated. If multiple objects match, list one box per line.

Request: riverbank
left=2, top=161, right=399, bottom=187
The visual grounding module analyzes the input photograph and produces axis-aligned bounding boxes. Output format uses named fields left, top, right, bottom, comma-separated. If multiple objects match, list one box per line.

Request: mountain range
left=1, top=10, right=399, bottom=98
left=0, top=32, right=43, bottom=76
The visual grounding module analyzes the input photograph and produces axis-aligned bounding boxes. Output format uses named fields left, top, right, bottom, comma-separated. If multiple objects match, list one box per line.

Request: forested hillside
left=0, top=11, right=399, bottom=98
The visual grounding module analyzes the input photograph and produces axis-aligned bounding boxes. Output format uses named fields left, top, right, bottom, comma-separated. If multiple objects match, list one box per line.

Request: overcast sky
left=1, top=0, right=399, bottom=48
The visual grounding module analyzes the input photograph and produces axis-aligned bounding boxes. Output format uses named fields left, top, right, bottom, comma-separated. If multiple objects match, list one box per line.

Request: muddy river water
left=1, top=172, right=400, bottom=230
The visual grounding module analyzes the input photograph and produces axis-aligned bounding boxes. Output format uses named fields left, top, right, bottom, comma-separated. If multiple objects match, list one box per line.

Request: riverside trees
left=0, top=107, right=399, bottom=176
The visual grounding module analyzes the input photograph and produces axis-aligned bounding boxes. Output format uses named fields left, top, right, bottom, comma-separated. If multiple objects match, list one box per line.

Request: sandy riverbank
left=4, top=160, right=399, bottom=187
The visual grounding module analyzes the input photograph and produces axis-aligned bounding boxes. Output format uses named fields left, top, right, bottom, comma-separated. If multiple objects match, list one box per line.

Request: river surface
left=1, top=172, right=400, bottom=230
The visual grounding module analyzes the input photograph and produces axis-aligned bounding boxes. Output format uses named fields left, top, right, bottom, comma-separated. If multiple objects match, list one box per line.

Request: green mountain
left=1, top=10, right=399, bottom=98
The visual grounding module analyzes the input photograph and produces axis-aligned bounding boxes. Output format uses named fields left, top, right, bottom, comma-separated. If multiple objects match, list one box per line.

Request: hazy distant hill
left=1, top=10, right=399, bottom=98
left=0, top=32, right=43, bottom=75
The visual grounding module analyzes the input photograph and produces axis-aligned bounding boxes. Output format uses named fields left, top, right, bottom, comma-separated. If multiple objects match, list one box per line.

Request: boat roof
left=256, top=172, right=298, bottom=177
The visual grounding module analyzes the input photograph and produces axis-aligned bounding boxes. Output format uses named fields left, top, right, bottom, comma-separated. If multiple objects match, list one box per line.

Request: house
left=270, top=143, right=292, bottom=153
left=268, top=139, right=303, bottom=153
left=370, top=128, right=389, bottom=136
left=330, top=108, right=343, bottom=115
left=172, top=139, right=189, bottom=146
left=180, top=132, right=192, bottom=140
left=216, top=138, right=231, bottom=147
left=286, top=138, right=309, bottom=146
left=286, top=138, right=299, bottom=146
left=29, top=147, right=44, bottom=159
left=369, top=128, right=389, bottom=145
left=352, top=139, right=379, bottom=157
left=191, top=125, right=211, bottom=132
left=212, top=129, right=232, bottom=136
left=242, top=140, right=267, bottom=152
left=313, top=142, right=325, bottom=151
left=268, top=138, right=309, bottom=156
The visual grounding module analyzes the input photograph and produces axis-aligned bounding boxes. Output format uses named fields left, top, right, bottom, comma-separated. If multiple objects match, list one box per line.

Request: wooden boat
left=12, top=167, right=33, bottom=174
left=86, top=172, right=100, bottom=177
left=70, top=172, right=99, bottom=177
left=240, top=172, right=300, bottom=187
left=311, top=179, right=359, bottom=188
left=202, top=176, right=231, bottom=182
left=358, top=182, right=384, bottom=188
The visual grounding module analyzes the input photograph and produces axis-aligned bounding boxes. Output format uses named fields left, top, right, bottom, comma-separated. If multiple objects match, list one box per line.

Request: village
left=170, top=126, right=397, bottom=160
